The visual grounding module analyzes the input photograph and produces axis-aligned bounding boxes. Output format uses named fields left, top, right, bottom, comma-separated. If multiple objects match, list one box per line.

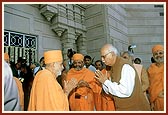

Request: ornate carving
left=52, top=28, right=66, bottom=37
left=40, top=4, right=58, bottom=22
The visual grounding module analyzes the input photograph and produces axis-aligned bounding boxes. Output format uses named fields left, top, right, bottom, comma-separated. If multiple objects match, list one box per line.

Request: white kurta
left=102, top=64, right=136, bottom=97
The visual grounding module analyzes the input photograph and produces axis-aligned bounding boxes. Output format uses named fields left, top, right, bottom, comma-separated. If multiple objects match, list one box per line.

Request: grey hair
left=108, top=44, right=119, bottom=55
left=121, top=51, right=134, bottom=57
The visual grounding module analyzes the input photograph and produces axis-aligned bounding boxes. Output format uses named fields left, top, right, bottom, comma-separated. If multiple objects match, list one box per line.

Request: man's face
left=54, top=62, right=64, bottom=76
left=153, top=50, right=164, bottom=63
left=95, top=62, right=103, bottom=70
left=121, top=53, right=130, bottom=60
left=16, top=62, right=21, bottom=70
left=121, top=52, right=132, bottom=63
left=101, top=49, right=114, bottom=66
left=73, top=60, right=84, bottom=71
left=84, top=58, right=91, bottom=66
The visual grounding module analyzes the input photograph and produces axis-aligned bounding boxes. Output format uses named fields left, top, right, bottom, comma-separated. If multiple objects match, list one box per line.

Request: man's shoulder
left=148, top=63, right=155, bottom=69
left=147, top=63, right=160, bottom=73
left=35, top=69, right=52, bottom=80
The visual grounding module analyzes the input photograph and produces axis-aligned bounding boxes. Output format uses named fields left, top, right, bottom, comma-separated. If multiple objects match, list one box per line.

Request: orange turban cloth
left=44, top=50, right=63, bottom=64
left=152, top=45, right=164, bottom=53
left=72, top=53, right=84, bottom=61
left=4, top=53, right=9, bottom=60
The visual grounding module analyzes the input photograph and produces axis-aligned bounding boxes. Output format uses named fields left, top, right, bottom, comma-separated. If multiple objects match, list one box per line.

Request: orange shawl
left=101, top=69, right=115, bottom=111
left=148, top=63, right=164, bottom=103
left=66, top=68, right=101, bottom=111
left=28, top=69, right=69, bottom=111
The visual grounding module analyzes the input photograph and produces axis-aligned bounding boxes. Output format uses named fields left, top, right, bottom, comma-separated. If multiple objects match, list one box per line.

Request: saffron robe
left=28, top=69, right=69, bottom=111
left=148, top=63, right=164, bottom=111
left=101, top=69, right=115, bottom=111
left=94, top=68, right=115, bottom=111
left=66, top=68, right=101, bottom=111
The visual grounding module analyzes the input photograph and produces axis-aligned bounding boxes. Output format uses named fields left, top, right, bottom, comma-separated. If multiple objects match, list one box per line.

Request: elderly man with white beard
left=28, top=50, right=77, bottom=111
left=148, top=45, right=164, bottom=111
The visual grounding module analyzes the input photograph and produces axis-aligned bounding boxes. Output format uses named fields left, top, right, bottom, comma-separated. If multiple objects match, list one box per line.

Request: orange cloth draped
left=101, top=69, right=115, bottom=111
left=148, top=63, right=164, bottom=111
left=28, top=69, right=69, bottom=111
left=93, top=93, right=102, bottom=111
left=66, top=68, right=101, bottom=111
left=93, top=78, right=102, bottom=111
left=13, top=77, right=24, bottom=111
left=101, top=93, right=115, bottom=111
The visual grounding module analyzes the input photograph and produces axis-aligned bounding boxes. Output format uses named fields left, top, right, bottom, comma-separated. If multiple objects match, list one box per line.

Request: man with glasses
left=148, top=45, right=164, bottom=111
left=95, top=44, right=150, bottom=111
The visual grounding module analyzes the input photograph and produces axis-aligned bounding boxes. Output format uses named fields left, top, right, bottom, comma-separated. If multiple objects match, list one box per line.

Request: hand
left=94, top=70, right=108, bottom=84
left=64, top=78, right=78, bottom=96
left=77, top=80, right=90, bottom=88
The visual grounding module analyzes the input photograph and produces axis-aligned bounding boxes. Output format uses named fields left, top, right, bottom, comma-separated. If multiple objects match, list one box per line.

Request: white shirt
left=102, top=64, right=136, bottom=98
left=33, top=66, right=45, bottom=76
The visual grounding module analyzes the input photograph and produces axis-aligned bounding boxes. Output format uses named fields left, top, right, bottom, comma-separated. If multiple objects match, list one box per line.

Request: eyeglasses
left=101, top=51, right=112, bottom=59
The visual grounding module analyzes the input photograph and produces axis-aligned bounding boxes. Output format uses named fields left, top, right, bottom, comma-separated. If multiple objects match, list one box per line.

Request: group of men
left=4, top=43, right=164, bottom=111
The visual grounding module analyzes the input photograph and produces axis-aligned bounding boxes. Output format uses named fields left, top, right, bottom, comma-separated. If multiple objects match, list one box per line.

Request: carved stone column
left=77, top=35, right=87, bottom=55
left=61, top=29, right=76, bottom=70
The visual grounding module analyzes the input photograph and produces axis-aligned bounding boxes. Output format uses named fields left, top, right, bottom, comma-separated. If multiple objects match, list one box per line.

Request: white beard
left=57, top=70, right=62, bottom=76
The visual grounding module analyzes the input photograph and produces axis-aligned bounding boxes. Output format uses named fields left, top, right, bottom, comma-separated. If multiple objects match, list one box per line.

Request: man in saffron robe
left=95, top=60, right=115, bottom=111
left=148, top=45, right=164, bottom=111
left=66, top=53, right=101, bottom=111
left=94, top=60, right=103, bottom=111
left=28, top=50, right=77, bottom=111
